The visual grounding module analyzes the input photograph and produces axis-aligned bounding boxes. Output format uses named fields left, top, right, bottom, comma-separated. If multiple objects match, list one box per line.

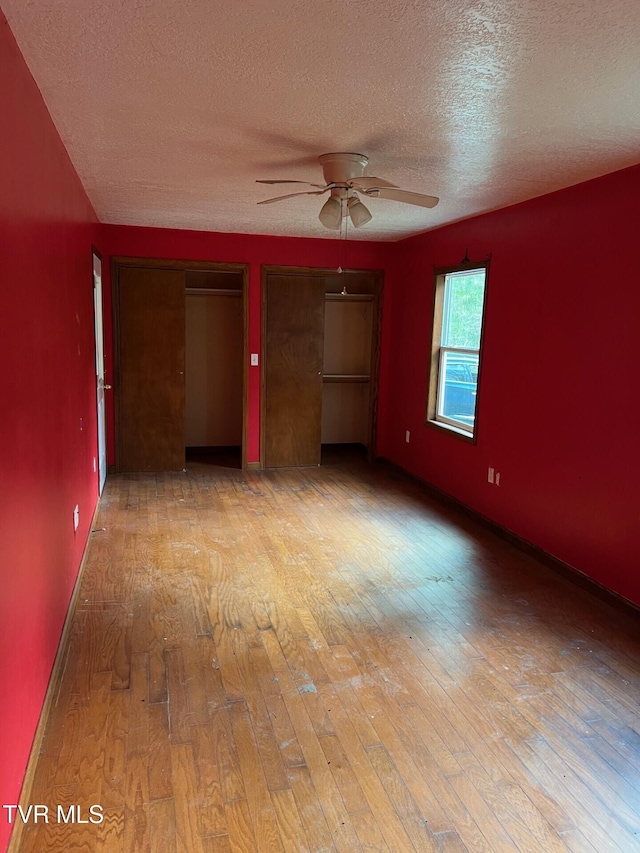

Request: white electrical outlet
left=488, top=467, right=495, bottom=483
left=405, top=430, right=410, bottom=443
left=93, top=457, right=96, bottom=472
left=250, top=353, right=259, bottom=366
left=496, top=472, right=501, bottom=486
left=73, top=505, right=80, bottom=532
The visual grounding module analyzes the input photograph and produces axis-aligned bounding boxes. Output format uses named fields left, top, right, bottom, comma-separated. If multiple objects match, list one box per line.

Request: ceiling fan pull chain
left=339, top=201, right=349, bottom=291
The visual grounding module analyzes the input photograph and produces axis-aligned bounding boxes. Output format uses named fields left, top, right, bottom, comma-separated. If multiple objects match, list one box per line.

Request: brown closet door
left=264, top=275, right=325, bottom=467
left=117, top=267, right=186, bottom=471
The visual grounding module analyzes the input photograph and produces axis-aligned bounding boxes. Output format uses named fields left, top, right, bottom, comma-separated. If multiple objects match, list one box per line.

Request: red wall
left=99, top=225, right=394, bottom=465
left=380, top=164, right=640, bottom=606
left=0, top=15, right=99, bottom=850
left=3, top=10, right=638, bottom=846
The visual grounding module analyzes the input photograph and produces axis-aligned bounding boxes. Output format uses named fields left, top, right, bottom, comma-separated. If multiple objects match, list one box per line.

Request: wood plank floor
left=16, top=455, right=640, bottom=852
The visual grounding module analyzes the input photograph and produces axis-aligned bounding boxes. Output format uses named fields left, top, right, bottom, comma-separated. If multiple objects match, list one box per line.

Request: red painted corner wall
left=0, top=15, right=99, bottom=850
left=98, top=225, right=395, bottom=466
left=380, top=163, right=640, bottom=606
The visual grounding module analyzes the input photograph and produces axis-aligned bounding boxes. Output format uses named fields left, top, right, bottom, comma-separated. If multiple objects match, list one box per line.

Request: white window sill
left=426, top=419, right=475, bottom=443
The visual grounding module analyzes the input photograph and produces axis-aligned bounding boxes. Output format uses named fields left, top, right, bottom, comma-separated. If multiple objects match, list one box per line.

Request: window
left=426, top=263, right=488, bottom=439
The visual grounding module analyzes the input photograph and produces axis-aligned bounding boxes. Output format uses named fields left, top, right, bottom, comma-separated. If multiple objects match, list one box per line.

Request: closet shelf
left=323, top=374, right=370, bottom=384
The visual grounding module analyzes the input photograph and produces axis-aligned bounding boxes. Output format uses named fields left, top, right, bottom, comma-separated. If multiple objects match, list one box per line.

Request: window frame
left=425, top=260, right=489, bottom=442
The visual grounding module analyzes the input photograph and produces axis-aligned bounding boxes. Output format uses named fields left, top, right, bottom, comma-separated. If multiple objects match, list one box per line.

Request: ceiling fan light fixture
left=347, top=196, right=372, bottom=228
left=319, top=196, right=343, bottom=230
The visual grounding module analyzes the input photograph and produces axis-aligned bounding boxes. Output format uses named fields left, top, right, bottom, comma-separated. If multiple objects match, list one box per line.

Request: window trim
left=425, top=260, right=489, bottom=442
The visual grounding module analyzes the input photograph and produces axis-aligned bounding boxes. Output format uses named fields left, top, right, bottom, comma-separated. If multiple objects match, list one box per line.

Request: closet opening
left=321, top=279, right=376, bottom=466
left=185, top=270, right=244, bottom=470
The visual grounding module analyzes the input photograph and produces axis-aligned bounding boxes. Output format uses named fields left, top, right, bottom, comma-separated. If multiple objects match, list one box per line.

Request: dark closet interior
left=185, top=270, right=244, bottom=469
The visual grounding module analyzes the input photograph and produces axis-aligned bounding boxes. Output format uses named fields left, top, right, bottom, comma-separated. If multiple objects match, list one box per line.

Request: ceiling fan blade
left=256, top=179, right=327, bottom=188
left=348, top=176, right=398, bottom=190
left=362, top=187, right=439, bottom=208
left=257, top=189, right=328, bottom=205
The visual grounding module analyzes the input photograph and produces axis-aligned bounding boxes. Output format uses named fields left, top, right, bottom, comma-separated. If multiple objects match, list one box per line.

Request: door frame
left=92, top=247, right=107, bottom=493
left=260, top=264, right=384, bottom=468
left=112, top=256, right=250, bottom=471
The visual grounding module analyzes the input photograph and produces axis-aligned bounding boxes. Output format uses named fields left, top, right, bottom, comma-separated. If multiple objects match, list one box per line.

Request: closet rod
left=325, top=293, right=374, bottom=302
left=185, top=287, right=242, bottom=296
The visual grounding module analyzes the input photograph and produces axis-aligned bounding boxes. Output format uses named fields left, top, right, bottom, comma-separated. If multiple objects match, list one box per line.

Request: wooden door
left=263, top=275, right=325, bottom=467
left=117, top=267, right=186, bottom=471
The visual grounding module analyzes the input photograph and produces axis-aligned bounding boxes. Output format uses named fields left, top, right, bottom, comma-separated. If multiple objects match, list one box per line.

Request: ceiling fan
left=256, top=152, right=439, bottom=230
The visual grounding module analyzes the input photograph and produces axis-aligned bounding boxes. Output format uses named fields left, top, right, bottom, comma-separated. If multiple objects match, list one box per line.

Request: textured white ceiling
left=4, top=0, right=640, bottom=241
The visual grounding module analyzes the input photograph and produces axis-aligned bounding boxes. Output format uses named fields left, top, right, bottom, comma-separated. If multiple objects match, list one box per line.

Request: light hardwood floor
left=16, top=454, right=640, bottom=852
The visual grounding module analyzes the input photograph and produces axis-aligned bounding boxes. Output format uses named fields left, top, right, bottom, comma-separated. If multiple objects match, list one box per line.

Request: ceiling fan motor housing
left=318, top=153, right=369, bottom=185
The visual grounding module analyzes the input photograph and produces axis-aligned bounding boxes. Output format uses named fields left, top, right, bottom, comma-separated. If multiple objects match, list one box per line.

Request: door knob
left=104, top=384, right=112, bottom=390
